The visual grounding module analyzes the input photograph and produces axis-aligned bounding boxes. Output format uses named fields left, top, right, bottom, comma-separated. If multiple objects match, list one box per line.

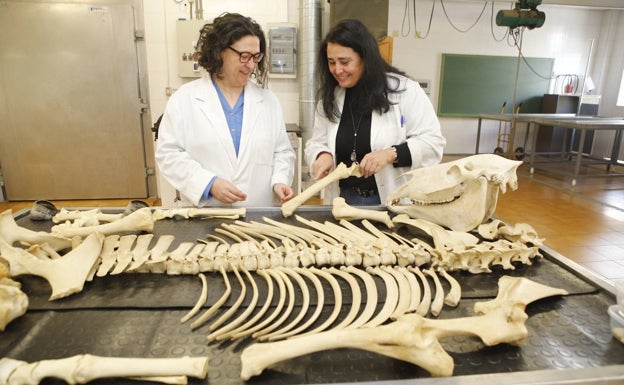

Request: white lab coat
left=305, top=74, right=446, bottom=204
left=156, top=75, right=295, bottom=207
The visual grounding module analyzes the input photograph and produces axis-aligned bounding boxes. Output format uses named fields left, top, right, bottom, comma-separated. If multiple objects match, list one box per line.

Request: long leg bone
left=0, top=232, right=105, bottom=300
left=0, top=354, right=208, bottom=385
left=332, top=197, right=394, bottom=228
left=52, top=208, right=124, bottom=224
left=240, top=276, right=567, bottom=380
left=281, top=162, right=361, bottom=217
left=51, top=207, right=154, bottom=238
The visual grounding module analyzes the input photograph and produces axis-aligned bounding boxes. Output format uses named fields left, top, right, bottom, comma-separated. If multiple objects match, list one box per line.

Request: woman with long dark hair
left=305, top=19, right=445, bottom=205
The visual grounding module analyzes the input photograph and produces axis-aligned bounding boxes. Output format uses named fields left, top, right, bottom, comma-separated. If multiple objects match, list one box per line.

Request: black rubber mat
left=2, top=207, right=620, bottom=384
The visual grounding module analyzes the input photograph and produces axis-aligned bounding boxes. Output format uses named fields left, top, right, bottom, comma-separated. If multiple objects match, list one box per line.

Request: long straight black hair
left=316, top=19, right=407, bottom=122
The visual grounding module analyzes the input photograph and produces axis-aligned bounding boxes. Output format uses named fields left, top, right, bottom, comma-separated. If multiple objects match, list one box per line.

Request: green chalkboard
left=438, top=53, right=554, bottom=117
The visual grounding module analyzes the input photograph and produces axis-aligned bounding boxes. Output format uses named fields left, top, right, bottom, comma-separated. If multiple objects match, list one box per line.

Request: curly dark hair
left=195, top=12, right=268, bottom=87
left=316, top=19, right=407, bottom=122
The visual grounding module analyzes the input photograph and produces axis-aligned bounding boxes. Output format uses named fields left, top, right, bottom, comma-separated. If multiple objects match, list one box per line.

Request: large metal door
left=0, top=0, right=152, bottom=200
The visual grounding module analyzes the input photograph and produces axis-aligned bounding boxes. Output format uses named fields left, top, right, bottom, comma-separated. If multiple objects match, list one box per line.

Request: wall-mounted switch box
left=176, top=19, right=208, bottom=78
left=268, top=23, right=297, bottom=78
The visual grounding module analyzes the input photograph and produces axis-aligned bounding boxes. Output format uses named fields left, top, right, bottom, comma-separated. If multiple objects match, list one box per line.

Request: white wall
left=143, top=0, right=623, bottom=201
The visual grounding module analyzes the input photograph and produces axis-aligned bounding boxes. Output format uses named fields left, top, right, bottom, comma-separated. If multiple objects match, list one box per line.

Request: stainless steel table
left=527, top=117, right=624, bottom=186
left=475, top=113, right=577, bottom=157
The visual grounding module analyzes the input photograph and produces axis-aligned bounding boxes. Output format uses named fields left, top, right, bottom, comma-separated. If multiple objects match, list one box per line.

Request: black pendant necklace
left=349, top=101, right=363, bottom=163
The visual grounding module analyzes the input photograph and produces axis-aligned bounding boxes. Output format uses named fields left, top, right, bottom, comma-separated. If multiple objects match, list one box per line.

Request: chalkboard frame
left=437, top=53, right=554, bottom=117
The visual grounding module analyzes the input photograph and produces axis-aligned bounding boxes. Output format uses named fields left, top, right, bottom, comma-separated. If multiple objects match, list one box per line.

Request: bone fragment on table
left=51, top=207, right=154, bottom=238
left=409, top=266, right=432, bottom=316
left=295, top=267, right=343, bottom=337
left=438, top=268, right=461, bottom=307
left=239, top=276, right=566, bottom=380
left=281, top=162, right=362, bottom=217
left=191, top=265, right=231, bottom=330
left=342, top=266, right=378, bottom=329
left=0, top=277, right=28, bottom=332
left=498, top=222, right=544, bottom=246
left=109, top=234, right=138, bottom=275
left=0, top=209, right=72, bottom=251
left=52, top=208, right=124, bottom=225
left=254, top=268, right=302, bottom=340
left=226, top=269, right=277, bottom=340
left=0, top=354, right=208, bottom=385
left=0, top=232, right=104, bottom=300
left=424, top=268, right=445, bottom=317
left=208, top=267, right=258, bottom=341
left=332, top=197, right=394, bottom=228
left=382, top=266, right=412, bottom=319
left=180, top=273, right=208, bottom=324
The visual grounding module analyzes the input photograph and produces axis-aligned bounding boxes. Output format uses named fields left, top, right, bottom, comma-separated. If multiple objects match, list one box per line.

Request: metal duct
left=298, top=0, right=322, bottom=149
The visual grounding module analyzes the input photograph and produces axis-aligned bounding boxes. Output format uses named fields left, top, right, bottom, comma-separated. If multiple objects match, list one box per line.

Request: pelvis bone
left=386, top=154, right=521, bottom=232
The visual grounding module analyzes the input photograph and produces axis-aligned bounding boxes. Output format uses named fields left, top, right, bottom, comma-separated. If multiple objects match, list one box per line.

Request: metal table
left=475, top=113, right=577, bottom=157
left=527, top=117, right=624, bottom=186
left=2, top=207, right=623, bottom=385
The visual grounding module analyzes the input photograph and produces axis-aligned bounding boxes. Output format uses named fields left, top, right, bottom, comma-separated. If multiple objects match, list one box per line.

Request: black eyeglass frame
left=227, top=46, right=265, bottom=63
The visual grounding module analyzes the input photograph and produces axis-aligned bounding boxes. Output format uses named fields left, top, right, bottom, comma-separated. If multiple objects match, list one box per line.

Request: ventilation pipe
left=298, top=0, right=322, bottom=147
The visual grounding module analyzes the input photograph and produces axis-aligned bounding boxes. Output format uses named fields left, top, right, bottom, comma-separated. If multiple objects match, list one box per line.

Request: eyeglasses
left=228, top=46, right=264, bottom=63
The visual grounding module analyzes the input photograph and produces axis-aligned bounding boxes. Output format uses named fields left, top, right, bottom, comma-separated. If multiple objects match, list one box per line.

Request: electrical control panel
left=176, top=19, right=208, bottom=78
left=268, top=23, right=297, bottom=78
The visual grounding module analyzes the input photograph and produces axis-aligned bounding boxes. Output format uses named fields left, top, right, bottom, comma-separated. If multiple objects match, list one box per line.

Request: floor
left=1, top=154, right=623, bottom=285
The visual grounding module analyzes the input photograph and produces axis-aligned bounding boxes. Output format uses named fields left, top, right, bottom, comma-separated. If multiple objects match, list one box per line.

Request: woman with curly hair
left=156, top=13, right=295, bottom=207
